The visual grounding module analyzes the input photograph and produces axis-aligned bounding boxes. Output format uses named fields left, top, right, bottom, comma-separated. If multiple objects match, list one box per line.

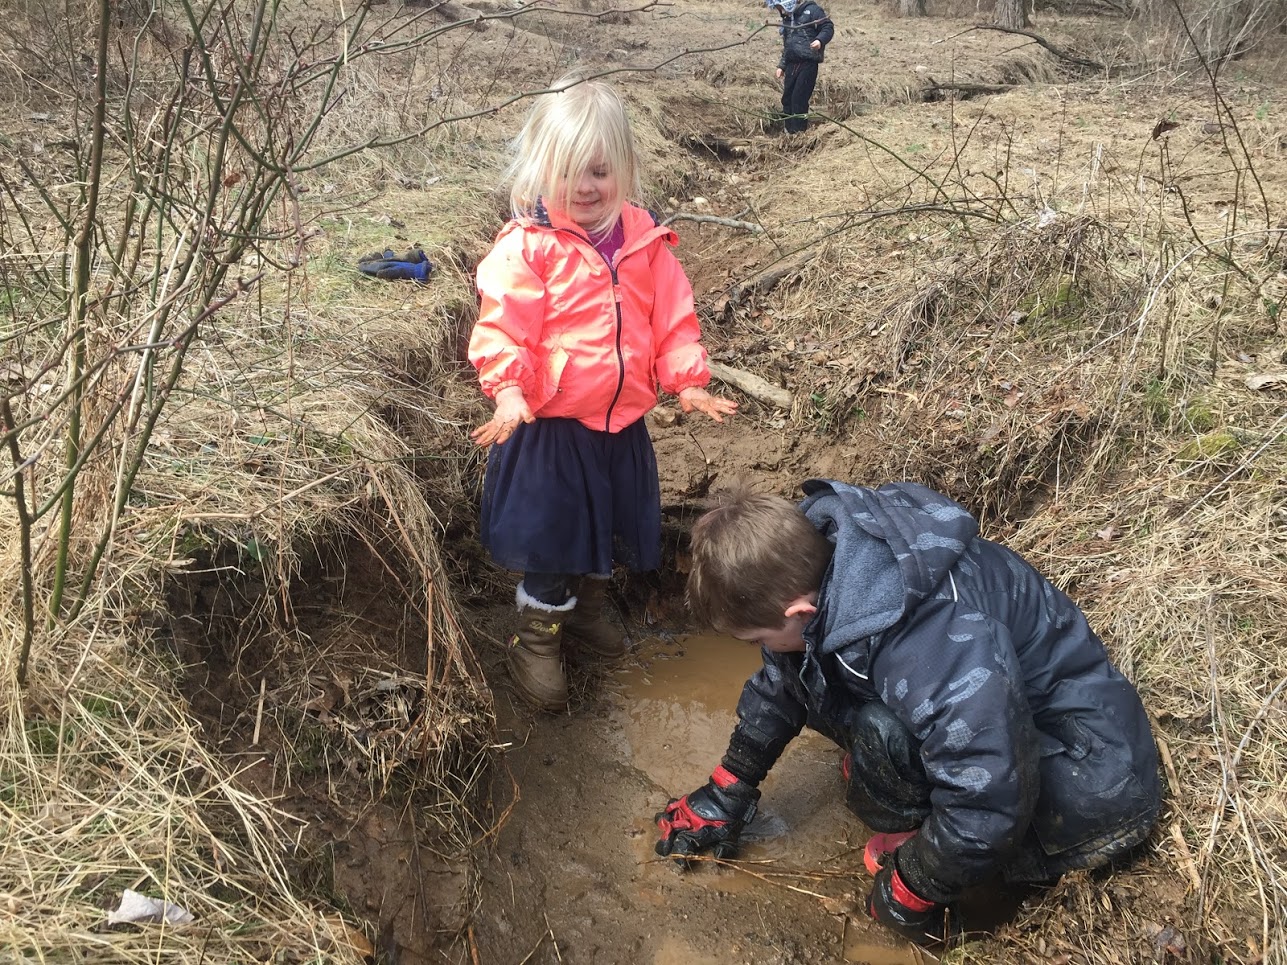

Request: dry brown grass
left=882, top=205, right=1283, bottom=965
left=0, top=627, right=375, bottom=963
left=4, top=0, right=1287, bottom=962
left=0, top=2, right=517, bottom=959
left=739, top=210, right=1285, bottom=964
left=0, top=278, right=494, bottom=962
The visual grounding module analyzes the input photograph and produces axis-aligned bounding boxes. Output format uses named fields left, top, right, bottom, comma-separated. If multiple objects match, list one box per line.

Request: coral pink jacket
left=469, top=201, right=710, bottom=433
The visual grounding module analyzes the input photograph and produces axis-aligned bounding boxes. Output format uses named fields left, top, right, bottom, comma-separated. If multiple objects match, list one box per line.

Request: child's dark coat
left=726, top=480, right=1161, bottom=903
left=777, top=1, right=833, bottom=66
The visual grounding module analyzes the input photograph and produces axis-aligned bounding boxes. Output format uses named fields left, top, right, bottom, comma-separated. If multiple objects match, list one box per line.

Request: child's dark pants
left=524, top=572, right=573, bottom=606
left=838, top=702, right=1158, bottom=887
left=781, top=61, right=819, bottom=133
left=843, top=702, right=933, bottom=832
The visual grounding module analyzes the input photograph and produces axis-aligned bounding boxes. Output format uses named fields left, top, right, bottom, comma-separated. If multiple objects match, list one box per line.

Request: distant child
left=468, top=74, right=737, bottom=712
left=769, top=0, right=833, bottom=134
left=655, top=480, right=1161, bottom=944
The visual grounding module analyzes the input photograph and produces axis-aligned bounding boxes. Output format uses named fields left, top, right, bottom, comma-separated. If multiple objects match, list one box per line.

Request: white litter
left=106, top=889, right=195, bottom=926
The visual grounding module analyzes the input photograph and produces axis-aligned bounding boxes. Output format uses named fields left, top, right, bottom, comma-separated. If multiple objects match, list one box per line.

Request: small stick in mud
left=543, top=912, right=563, bottom=962
left=252, top=676, right=267, bottom=746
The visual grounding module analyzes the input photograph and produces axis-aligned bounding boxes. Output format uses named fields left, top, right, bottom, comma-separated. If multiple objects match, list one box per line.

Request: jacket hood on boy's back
left=799, top=479, right=979, bottom=655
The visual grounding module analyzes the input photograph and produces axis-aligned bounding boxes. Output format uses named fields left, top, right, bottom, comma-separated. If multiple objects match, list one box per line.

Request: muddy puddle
left=613, top=635, right=862, bottom=872
left=468, top=633, right=935, bottom=965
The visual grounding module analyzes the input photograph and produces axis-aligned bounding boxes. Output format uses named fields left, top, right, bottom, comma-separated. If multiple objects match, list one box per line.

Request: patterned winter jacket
left=470, top=201, right=710, bottom=434
left=723, top=479, right=1161, bottom=903
left=778, top=1, right=833, bottom=66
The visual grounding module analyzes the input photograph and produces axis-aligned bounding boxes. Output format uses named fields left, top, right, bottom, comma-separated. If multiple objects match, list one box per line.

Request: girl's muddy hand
left=678, top=386, right=738, bottom=424
left=471, top=387, right=534, bottom=446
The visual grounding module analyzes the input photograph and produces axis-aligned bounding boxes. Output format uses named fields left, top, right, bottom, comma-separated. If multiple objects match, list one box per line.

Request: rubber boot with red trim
left=868, top=857, right=958, bottom=946
left=864, top=830, right=920, bottom=876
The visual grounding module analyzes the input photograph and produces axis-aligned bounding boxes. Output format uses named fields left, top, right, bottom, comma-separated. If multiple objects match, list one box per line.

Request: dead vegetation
left=2, top=0, right=1286, bottom=963
left=712, top=153, right=1285, bottom=965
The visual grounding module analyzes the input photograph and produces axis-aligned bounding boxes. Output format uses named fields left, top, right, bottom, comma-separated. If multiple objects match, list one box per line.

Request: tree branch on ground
left=664, top=213, right=766, bottom=234
left=969, top=23, right=1106, bottom=71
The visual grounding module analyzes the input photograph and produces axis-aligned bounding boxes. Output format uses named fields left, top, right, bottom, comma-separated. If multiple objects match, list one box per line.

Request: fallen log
left=680, top=134, right=753, bottom=159
left=404, top=0, right=491, bottom=30
left=708, top=361, right=794, bottom=411
left=969, top=24, right=1104, bottom=72
left=923, top=81, right=1014, bottom=100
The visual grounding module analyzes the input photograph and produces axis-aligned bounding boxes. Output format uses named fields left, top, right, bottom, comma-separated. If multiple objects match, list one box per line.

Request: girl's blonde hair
left=507, top=73, right=642, bottom=235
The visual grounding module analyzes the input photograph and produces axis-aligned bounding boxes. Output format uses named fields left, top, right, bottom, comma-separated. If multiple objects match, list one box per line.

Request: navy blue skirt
left=480, top=417, right=662, bottom=575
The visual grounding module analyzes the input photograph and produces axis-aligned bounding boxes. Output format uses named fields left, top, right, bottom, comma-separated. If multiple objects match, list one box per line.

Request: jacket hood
left=521, top=198, right=678, bottom=250
left=800, top=479, right=979, bottom=655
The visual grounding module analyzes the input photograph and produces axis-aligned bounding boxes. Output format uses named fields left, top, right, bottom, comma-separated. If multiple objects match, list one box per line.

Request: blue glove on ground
left=357, top=247, right=433, bottom=282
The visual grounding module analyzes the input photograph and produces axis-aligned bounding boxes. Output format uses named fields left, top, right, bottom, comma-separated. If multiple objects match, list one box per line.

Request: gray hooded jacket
left=722, top=480, right=1160, bottom=902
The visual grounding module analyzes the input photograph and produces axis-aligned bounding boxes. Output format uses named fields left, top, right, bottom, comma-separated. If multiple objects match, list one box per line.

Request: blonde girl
left=468, top=74, right=735, bottom=711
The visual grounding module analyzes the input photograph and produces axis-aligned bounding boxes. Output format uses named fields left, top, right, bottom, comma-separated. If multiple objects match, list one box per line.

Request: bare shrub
left=1135, top=0, right=1287, bottom=63
left=0, top=1, right=512, bottom=959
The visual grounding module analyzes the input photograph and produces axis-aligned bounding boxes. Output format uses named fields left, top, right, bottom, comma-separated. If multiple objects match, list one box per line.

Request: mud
left=166, top=546, right=477, bottom=962
left=467, top=633, right=943, bottom=965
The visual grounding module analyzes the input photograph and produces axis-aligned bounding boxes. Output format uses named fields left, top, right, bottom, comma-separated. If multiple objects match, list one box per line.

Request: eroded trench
left=162, top=408, right=1056, bottom=965
left=160, top=99, right=1113, bottom=963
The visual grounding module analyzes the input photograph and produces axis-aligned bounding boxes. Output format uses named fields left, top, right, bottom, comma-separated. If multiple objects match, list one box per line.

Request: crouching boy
left=654, top=480, right=1161, bottom=944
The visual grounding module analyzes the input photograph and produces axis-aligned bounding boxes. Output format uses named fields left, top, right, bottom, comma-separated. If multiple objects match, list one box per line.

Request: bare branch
left=968, top=24, right=1105, bottom=71
left=664, top=213, right=766, bottom=235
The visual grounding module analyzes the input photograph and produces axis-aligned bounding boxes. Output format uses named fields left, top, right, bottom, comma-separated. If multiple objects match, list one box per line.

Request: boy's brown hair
left=686, top=486, right=834, bottom=632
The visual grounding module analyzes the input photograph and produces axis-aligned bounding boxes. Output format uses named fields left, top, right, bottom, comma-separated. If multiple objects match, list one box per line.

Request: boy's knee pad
left=844, top=702, right=932, bottom=832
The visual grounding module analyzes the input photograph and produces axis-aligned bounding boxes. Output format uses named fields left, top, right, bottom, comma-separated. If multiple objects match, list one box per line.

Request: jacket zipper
left=604, top=263, right=625, bottom=432
left=555, top=226, right=648, bottom=433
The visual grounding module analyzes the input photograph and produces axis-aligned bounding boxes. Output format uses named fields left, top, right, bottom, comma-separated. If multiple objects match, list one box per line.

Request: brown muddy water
left=467, top=634, right=939, bottom=965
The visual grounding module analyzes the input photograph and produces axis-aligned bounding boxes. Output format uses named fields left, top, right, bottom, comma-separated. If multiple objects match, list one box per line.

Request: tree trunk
left=994, top=0, right=1029, bottom=28
left=899, top=0, right=927, bottom=16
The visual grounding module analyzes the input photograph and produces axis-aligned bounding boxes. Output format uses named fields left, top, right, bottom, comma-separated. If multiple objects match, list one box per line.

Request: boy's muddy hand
left=471, top=386, right=534, bottom=447
left=677, top=386, right=738, bottom=424
left=654, top=766, right=760, bottom=868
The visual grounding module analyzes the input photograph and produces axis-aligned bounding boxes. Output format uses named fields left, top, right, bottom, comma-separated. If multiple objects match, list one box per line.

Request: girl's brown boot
left=507, top=585, right=575, bottom=711
left=563, top=576, right=626, bottom=659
